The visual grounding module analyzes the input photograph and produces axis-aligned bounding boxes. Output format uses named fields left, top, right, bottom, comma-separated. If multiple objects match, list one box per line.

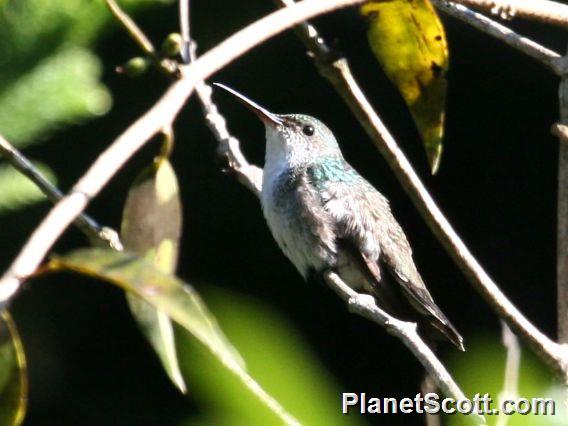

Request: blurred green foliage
left=0, top=162, right=56, bottom=215
left=52, top=248, right=306, bottom=424
left=0, top=48, right=110, bottom=145
left=177, top=286, right=364, bottom=426
left=0, top=0, right=172, bottom=212
left=447, top=334, right=567, bottom=425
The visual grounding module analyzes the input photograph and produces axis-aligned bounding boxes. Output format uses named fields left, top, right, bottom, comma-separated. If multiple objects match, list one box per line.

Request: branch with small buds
left=0, top=0, right=372, bottom=306
left=109, top=0, right=263, bottom=194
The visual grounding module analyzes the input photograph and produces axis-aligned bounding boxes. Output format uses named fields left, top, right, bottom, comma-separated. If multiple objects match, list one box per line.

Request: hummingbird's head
left=214, top=83, right=342, bottom=167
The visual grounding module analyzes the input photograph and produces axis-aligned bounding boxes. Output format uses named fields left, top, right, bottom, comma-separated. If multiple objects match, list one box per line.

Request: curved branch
left=0, top=0, right=367, bottom=302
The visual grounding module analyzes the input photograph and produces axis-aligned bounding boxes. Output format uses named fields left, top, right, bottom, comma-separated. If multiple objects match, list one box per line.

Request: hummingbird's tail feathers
left=381, top=263, right=466, bottom=351
left=426, top=315, right=465, bottom=352
left=401, top=285, right=465, bottom=351
left=338, top=238, right=466, bottom=351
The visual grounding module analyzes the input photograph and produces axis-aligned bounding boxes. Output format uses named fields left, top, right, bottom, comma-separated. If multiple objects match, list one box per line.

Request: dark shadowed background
left=1, top=1, right=565, bottom=425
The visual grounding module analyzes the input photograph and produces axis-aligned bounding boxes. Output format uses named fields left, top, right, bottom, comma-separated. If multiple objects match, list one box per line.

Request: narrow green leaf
left=121, top=159, right=186, bottom=393
left=361, top=0, right=448, bottom=173
left=50, top=248, right=298, bottom=425
left=0, top=162, right=57, bottom=215
left=178, top=287, right=365, bottom=425
left=0, top=310, right=27, bottom=426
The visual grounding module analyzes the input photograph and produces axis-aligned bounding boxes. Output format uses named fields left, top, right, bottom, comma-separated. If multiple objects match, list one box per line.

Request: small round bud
left=116, top=57, right=150, bottom=77
left=160, top=33, right=182, bottom=58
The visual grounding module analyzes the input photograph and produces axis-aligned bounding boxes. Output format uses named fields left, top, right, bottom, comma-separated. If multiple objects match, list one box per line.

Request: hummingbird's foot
left=348, top=293, right=376, bottom=312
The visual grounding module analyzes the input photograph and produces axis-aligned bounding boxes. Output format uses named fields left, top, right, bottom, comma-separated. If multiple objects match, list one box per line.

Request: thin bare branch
left=432, top=0, right=563, bottom=74
left=108, top=0, right=179, bottom=77
left=180, top=2, right=262, bottom=195
left=0, top=0, right=368, bottom=304
left=556, top=54, right=568, bottom=349
left=179, top=0, right=191, bottom=64
left=335, top=58, right=568, bottom=373
left=446, top=0, right=568, bottom=28
left=0, top=134, right=122, bottom=250
left=272, top=0, right=568, bottom=376
left=496, top=321, right=521, bottom=426
left=180, top=4, right=471, bottom=407
left=552, top=123, right=568, bottom=145
left=106, top=0, right=155, bottom=55
left=195, top=80, right=263, bottom=195
left=325, top=271, right=485, bottom=425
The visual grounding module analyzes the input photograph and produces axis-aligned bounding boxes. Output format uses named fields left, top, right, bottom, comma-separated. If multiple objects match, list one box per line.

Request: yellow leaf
left=0, top=310, right=27, bottom=426
left=361, top=0, right=448, bottom=173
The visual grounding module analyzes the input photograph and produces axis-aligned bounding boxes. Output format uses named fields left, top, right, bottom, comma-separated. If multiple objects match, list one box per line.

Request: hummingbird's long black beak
left=213, top=83, right=283, bottom=127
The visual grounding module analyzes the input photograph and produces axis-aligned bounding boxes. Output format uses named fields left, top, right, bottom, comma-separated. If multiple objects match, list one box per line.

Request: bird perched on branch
left=215, top=83, right=464, bottom=351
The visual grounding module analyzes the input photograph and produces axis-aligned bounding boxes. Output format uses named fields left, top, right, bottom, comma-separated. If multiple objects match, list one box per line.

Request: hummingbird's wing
left=310, top=161, right=464, bottom=350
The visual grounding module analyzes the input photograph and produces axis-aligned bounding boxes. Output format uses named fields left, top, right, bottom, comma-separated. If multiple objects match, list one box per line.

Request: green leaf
left=361, top=0, right=448, bottom=174
left=178, top=287, right=365, bottom=426
left=0, top=0, right=174, bottom=73
left=447, top=335, right=567, bottom=425
left=0, top=162, right=57, bottom=215
left=0, top=310, right=27, bottom=426
left=121, top=159, right=186, bottom=393
left=0, top=0, right=173, bottom=147
left=50, top=248, right=299, bottom=426
left=0, top=48, right=111, bottom=147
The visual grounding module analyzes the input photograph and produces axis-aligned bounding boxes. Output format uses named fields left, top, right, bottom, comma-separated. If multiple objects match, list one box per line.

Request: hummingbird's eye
left=302, top=125, right=315, bottom=136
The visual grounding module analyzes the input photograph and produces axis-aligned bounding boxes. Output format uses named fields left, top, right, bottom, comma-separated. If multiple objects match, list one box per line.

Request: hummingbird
left=214, top=83, right=464, bottom=351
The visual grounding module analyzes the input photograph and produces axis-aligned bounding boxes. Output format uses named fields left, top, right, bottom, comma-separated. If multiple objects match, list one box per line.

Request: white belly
left=261, top=184, right=315, bottom=278
left=261, top=164, right=337, bottom=278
